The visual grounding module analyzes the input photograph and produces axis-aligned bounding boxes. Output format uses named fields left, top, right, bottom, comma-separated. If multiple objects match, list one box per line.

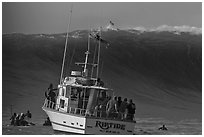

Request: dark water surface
left=2, top=117, right=201, bottom=135
left=2, top=32, right=202, bottom=135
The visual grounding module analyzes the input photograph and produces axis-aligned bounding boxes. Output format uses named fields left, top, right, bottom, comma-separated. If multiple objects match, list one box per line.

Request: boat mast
left=83, top=31, right=90, bottom=77
left=59, top=5, right=73, bottom=84
left=96, top=27, right=102, bottom=79
left=90, top=42, right=97, bottom=78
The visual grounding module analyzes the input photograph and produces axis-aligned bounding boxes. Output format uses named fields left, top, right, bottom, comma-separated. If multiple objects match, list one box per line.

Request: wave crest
left=131, top=25, right=201, bottom=35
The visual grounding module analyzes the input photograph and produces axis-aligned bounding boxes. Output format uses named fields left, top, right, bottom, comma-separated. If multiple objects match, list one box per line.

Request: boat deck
left=43, top=99, right=136, bottom=123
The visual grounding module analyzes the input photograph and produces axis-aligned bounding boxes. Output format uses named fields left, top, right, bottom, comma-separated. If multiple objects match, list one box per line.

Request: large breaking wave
left=2, top=29, right=202, bottom=122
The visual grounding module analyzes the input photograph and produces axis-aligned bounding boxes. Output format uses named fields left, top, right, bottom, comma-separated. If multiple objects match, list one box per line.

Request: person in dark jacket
left=10, top=113, right=16, bottom=125
left=117, top=97, right=122, bottom=111
left=14, top=114, right=20, bottom=126
left=45, top=83, right=57, bottom=102
left=119, top=98, right=128, bottom=120
left=19, top=113, right=29, bottom=126
left=126, top=99, right=136, bottom=121
left=25, top=110, right=32, bottom=119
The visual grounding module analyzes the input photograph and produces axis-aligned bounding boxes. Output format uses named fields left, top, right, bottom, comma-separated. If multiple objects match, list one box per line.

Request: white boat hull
left=43, top=107, right=86, bottom=134
left=43, top=107, right=135, bottom=135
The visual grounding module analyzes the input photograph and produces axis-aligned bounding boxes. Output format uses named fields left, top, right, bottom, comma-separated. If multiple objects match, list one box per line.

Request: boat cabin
left=53, top=75, right=113, bottom=118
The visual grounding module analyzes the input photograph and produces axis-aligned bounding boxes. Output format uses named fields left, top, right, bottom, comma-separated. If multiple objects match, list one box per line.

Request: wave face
left=2, top=30, right=202, bottom=122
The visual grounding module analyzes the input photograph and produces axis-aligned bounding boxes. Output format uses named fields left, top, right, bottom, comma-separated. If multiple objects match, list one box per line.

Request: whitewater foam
left=131, top=25, right=201, bottom=35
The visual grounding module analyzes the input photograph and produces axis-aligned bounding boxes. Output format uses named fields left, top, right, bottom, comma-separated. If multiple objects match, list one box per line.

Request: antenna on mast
left=59, top=4, right=73, bottom=84
left=75, top=28, right=98, bottom=78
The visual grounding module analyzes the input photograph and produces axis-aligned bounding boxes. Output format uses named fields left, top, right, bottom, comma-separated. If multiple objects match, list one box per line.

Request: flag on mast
left=110, top=20, right=114, bottom=26
left=107, top=20, right=120, bottom=31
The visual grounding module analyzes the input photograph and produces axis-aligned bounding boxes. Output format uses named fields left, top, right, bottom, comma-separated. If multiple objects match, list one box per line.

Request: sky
left=2, top=2, right=202, bottom=34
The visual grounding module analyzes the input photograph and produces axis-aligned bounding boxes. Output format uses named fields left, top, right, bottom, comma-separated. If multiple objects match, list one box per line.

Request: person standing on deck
left=45, top=83, right=58, bottom=103
left=106, top=96, right=117, bottom=118
left=126, top=99, right=136, bottom=121
left=116, top=96, right=122, bottom=111
left=119, top=98, right=128, bottom=120
left=116, top=96, right=122, bottom=119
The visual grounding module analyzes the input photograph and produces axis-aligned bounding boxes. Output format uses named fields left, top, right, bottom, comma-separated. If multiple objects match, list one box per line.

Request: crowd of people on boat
left=44, top=83, right=136, bottom=121
left=95, top=96, right=136, bottom=121
left=10, top=110, right=34, bottom=126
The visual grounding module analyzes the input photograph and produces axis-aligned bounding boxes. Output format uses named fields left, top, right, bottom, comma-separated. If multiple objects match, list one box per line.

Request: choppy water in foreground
left=134, top=118, right=201, bottom=135
left=2, top=117, right=201, bottom=135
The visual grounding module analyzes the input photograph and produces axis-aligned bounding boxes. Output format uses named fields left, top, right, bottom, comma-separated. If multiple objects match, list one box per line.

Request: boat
left=42, top=7, right=136, bottom=135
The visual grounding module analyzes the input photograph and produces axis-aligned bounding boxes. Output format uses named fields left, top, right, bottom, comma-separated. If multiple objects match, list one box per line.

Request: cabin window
left=84, top=88, right=90, bottom=99
left=59, top=88, right=62, bottom=96
left=66, top=86, right=71, bottom=97
left=81, top=88, right=90, bottom=109
left=61, top=88, right=65, bottom=96
left=59, top=87, right=66, bottom=97
left=69, top=87, right=83, bottom=109
left=60, top=99, right=65, bottom=108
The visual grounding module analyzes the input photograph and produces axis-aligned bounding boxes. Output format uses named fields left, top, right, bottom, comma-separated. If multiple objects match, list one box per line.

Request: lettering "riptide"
left=95, top=121, right=125, bottom=130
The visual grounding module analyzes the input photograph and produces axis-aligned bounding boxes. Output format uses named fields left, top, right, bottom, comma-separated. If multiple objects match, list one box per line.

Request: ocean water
left=2, top=117, right=201, bottom=135
left=2, top=31, right=202, bottom=135
left=134, top=118, right=202, bottom=135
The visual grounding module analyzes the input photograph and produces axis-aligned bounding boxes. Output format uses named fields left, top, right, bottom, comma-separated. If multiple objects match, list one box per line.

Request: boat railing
left=43, top=98, right=56, bottom=109
left=43, top=99, right=135, bottom=122
left=68, top=107, right=86, bottom=116
left=43, top=99, right=87, bottom=116
left=92, top=109, right=135, bottom=122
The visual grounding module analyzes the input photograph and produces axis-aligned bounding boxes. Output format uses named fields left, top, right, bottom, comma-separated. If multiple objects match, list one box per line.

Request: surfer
left=19, top=113, right=28, bottom=126
left=43, top=117, right=51, bottom=126
left=14, top=114, right=20, bottom=126
left=10, top=113, right=16, bottom=125
left=158, top=125, right=168, bottom=130
left=11, top=112, right=35, bottom=126
left=25, top=110, right=32, bottom=119
left=25, top=110, right=35, bottom=125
